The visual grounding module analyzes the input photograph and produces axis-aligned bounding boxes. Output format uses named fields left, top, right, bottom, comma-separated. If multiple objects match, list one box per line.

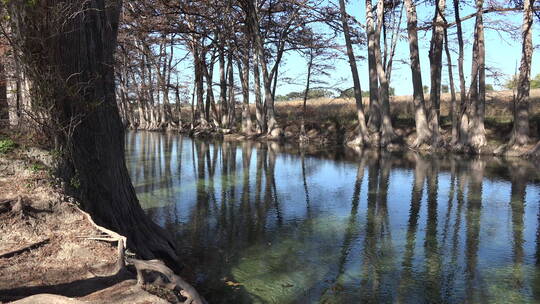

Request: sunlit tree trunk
left=243, top=0, right=279, bottom=135
left=253, top=52, right=265, bottom=133
left=428, top=0, right=446, bottom=143
left=403, top=0, right=432, bottom=147
left=226, top=53, right=235, bottom=129
left=444, top=26, right=458, bottom=144
left=218, top=43, right=228, bottom=127
left=339, top=0, right=369, bottom=145
left=365, top=0, right=380, bottom=132
left=468, top=0, right=487, bottom=149
left=510, top=0, right=534, bottom=146
left=453, top=0, right=469, bottom=146
left=238, top=49, right=253, bottom=134
left=300, top=49, right=314, bottom=138
left=374, top=0, right=395, bottom=146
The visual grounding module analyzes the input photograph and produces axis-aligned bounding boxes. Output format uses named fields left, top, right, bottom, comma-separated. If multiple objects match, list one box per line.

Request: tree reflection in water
left=125, top=131, right=540, bottom=304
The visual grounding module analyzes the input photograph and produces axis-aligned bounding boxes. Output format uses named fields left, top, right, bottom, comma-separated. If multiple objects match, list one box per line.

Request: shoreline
left=127, top=125, right=540, bottom=161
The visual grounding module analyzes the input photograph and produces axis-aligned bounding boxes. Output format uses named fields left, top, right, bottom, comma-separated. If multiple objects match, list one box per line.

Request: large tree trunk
left=226, top=53, right=235, bottom=129
left=5, top=50, right=23, bottom=127
left=365, top=0, right=380, bottom=132
left=339, top=0, right=369, bottom=145
left=218, top=44, right=228, bottom=128
left=244, top=0, right=280, bottom=135
left=453, top=0, right=469, bottom=146
left=238, top=50, right=253, bottom=134
left=444, top=26, right=458, bottom=144
left=510, top=0, right=534, bottom=146
left=373, top=0, right=395, bottom=146
left=202, top=55, right=220, bottom=127
left=253, top=52, right=266, bottom=133
left=0, top=57, right=7, bottom=123
left=193, top=47, right=208, bottom=128
left=8, top=0, right=179, bottom=268
left=300, top=50, right=314, bottom=138
left=468, top=0, right=487, bottom=149
left=403, top=0, right=432, bottom=147
left=428, top=0, right=446, bottom=143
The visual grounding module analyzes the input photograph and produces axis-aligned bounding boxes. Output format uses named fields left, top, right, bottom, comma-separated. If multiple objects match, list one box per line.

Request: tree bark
left=453, top=0, right=469, bottom=146
left=301, top=49, right=314, bottom=138
left=373, top=0, right=395, bottom=146
left=253, top=51, right=266, bottom=133
left=468, top=0, right=487, bottom=149
left=339, top=0, right=369, bottom=145
left=218, top=43, right=228, bottom=128
left=238, top=49, right=253, bottom=134
left=0, top=56, right=7, bottom=123
left=202, top=54, right=220, bottom=127
left=428, top=0, right=446, bottom=143
left=193, top=47, right=207, bottom=128
left=385, top=4, right=404, bottom=84
left=226, top=53, right=235, bottom=129
left=444, top=26, right=458, bottom=144
left=7, top=0, right=179, bottom=269
left=365, top=0, right=380, bottom=132
left=403, top=0, right=432, bottom=147
left=510, top=0, right=534, bottom=146
left=243, top=0, right=279, bottom=135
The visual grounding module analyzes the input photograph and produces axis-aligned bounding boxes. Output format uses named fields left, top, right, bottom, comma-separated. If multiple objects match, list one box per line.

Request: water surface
left=125, top=131, right=540, bottom=304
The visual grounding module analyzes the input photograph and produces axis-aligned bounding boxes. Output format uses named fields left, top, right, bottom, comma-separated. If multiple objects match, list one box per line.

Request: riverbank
left=0, top=130, right=202, bottom=303
left=138, top=89, right=540, bottom=158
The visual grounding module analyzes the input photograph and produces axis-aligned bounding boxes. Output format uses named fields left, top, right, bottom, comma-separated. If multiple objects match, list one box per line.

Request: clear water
left=125, top=131, right=540, bottom=304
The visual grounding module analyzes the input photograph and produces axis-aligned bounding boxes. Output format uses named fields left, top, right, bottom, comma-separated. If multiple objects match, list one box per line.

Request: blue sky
left=171, top=1, right=539, bottom=98
left=276, top=1, right=539, bottom=96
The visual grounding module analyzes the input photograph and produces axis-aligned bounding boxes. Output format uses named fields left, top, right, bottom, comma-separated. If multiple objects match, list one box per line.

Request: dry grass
left=273, top=89, right=540, bottom=142
left=177, top=89, right=539, bottom=147
left=276, top=89, right=540, bottom=122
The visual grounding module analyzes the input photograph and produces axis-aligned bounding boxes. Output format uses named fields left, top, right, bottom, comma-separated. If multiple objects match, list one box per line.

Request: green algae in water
left=126, top=131, right=540, bottom=303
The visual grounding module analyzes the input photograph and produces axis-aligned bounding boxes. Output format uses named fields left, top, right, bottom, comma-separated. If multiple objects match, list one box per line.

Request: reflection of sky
left=126, top=132, right=540, bottom=303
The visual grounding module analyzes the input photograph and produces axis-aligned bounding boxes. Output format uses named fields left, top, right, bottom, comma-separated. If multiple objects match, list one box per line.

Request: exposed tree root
left=11, top=293, right=86, bottom=304
left=12, top=205, right=206, bottom=303
left=129, top=259, right=205, bottom=304
left=75, top=207, right=126, bottom=274
left=0, top=238, right=50, bottom=259
left=75, top=205, right=205, bottom=303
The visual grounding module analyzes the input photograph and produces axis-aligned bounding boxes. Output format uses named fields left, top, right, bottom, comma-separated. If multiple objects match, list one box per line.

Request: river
left=125, top=131, right=540, bottom=304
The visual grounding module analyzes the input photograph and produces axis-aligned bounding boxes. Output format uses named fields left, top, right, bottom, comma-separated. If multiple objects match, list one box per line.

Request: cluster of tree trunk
left=0, top=0, right=537, bottom=151
left=337, top=0, right=537, bottom=151
left=114, top=0, right=334, bottom=138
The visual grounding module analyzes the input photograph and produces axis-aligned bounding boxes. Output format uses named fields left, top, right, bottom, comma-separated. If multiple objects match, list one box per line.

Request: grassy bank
left=178, top=89, right=540, bottom=156
left=273, top=89, right=540, bottom=146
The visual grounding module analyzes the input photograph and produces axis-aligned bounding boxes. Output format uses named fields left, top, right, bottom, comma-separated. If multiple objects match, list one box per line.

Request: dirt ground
left=0, top=145, right=172, bottom=303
